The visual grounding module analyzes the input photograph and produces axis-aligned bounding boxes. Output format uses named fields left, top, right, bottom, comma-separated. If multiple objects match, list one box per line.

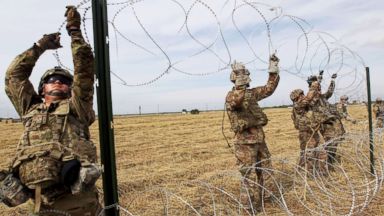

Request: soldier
left=225, top=54, right=280, bottom=211
left=337, top=95, right=356, bottom=124
left=307, top=73, right=345, bottom=169
left=2, top=6, right=101, bottom=216
left=290, top=89, right=326, bottom=175
left=374, top=97, right=384, bottom=128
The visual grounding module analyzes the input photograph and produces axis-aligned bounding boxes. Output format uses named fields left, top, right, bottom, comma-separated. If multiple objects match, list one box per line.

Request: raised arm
left=307, top=81, right=321, bottom=107
left=252, top=74, right=280, bottom=101
left=300, top=89, right=318, bottom=108
left=322, top=73, right=337, bottom=99
left=5, top=33, right=62, bottom=117
left=252, top=54, right=280, bottom=101
left=66, top=6, right=95, bottom=125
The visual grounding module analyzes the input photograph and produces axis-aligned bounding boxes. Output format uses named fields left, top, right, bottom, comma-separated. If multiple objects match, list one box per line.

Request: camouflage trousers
left=31, top=186, right=101, bottom=216
left=234, top=141, right=273, bottom=209
left=377, top=117, right=384, bottom=128
left=320, top=119, right=345, bottom=166
left=298, top=129, right=327, bottom=175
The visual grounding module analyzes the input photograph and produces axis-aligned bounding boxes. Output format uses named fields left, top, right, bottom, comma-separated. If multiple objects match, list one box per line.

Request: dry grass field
left=1, top=105, right=384, bottom=215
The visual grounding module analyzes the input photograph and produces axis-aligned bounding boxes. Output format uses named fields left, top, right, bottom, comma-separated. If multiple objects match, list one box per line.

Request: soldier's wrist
left=32, top=43, right=45, bottom=55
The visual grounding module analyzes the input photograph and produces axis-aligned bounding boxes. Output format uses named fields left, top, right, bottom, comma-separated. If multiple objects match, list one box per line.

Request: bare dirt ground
left=1, top=105, right=384, bottom=215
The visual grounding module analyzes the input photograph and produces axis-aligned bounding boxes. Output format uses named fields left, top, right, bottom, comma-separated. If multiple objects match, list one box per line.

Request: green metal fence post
left=366, top=67, right=375, bottom=175
left=92, top=0, right=120, bottom=215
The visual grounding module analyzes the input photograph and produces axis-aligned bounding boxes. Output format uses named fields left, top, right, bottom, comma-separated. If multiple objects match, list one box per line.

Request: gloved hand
left=36, top=33, right=62, bottom=50
left=318, top=70, right=324, bottom=83
left=331, top=73, right=337, bottom=79
left=268, top=54, right=279, bottom=74
left=65, top=5, right=81, bottom=35
left=71, top=163, right=101, bottom=195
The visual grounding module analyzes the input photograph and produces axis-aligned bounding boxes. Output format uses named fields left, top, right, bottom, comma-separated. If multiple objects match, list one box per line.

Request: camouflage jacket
left=310, top=80, right=335, bottom=108
left=308, top=80, right=339, bottom=123
left=226, top=73, right=279, bottom=144
left=374, top=102, right=384, bottom=119
left=5, top=31, right=96, bottom=194
left=336, top=102, right=355, bottom=122
left=291, top=91, right=316, bottom=131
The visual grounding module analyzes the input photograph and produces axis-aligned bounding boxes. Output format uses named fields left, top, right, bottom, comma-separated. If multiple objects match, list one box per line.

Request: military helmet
left=290, top=89, right=304, bottom=101
left=230, top=61, right=251, bottom=87
left=340, top=95, right=349, bottom=101
left=230, top=71, right=237, bottom=83
left=377, top=97, right=383, bottom=103
left=38, top=66, right=73, bottom=96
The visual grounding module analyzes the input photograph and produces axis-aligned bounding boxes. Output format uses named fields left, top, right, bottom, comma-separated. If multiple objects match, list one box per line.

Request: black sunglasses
left=45, top=75, right=72, bottom=86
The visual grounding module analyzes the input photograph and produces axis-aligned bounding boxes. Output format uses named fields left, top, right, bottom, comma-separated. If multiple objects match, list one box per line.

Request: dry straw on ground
left=1, top=105, right=384, bottom=215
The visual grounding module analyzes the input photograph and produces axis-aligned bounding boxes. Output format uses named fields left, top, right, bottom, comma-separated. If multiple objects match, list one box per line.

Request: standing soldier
left=225, top=54, right=280, bottom=211
left=337, top=95, right=356, bottom=124
left=2, top=6, right=101, bottom=215
left=290, top=89, right=326, bottom=175
left=374, top=97, right=384, bottom=128
left=307, top=73, right=345, bottom=169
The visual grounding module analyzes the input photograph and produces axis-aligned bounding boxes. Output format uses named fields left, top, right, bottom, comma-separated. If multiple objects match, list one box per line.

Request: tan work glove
left=268, top=54, right=279, bottom=74
left=36, top=32, right=62, bottom=50
left=65, top=5, right=81, bottom=35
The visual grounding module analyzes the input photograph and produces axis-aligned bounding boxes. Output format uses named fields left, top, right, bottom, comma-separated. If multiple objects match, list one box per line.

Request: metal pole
left=92, top=0, right=119, bottom=215
left=366, top=67, right=375, bottom=175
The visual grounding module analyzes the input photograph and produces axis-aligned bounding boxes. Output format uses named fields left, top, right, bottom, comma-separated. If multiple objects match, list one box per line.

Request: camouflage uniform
left=5, top=30, right=101, bottom=215
left=290, top=89, right=327, bottom=174
left=374, top=99, right=384, bottom=128
left=336, top=96, right=356, bottom=123
left=226, top=60, right=279, bottom=208
left=309, top=80, right=345, bottom=166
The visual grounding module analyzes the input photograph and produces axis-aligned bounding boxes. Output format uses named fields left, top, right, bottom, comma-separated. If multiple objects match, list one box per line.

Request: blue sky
left=0, top=0, right=383, bottom=117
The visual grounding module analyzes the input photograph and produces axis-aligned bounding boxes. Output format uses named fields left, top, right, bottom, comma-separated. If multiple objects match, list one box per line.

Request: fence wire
left=97, top=128, right=383, bottom=216
left=50, top=0, right=367, bottom=102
